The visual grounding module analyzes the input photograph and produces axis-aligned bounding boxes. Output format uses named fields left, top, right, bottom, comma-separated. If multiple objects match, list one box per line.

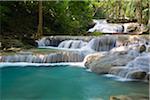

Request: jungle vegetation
left=0, top=0, right=149, bottom=48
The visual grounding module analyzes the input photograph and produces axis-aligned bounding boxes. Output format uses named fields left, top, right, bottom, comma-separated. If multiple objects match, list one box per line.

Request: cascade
left=88, top=19, right=124, bottom=33
left=37, top=37, right=64, bottom=47
left=85, top=35, right=116, bottom=51
left=58, top=40, right=87, bottom=49
left=0, top=52, right=85, bottom=63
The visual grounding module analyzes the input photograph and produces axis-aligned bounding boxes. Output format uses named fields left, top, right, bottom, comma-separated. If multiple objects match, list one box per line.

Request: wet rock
left=145, top=72, right=150, bottom=81
left=139, top=45, right=146, bottom=53
left=109, top=67, right=126, bottom=75
left=128, top=71, right=147, bottom=79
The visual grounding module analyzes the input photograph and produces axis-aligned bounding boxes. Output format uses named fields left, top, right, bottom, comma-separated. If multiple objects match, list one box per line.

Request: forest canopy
left=0, top=0, right=149, bottom=36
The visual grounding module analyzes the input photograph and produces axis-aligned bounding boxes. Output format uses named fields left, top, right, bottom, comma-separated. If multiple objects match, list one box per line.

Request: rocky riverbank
left=1, top=35, right=150, bottom=82
left=84, top=43, right=150, bottom=82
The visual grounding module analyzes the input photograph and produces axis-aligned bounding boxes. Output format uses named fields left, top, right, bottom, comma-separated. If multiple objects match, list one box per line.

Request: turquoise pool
left=0, top=65, right=149, bottom=100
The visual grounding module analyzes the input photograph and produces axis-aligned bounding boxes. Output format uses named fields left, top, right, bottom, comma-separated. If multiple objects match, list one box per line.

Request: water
left=1, top=65, right=148, bottom=100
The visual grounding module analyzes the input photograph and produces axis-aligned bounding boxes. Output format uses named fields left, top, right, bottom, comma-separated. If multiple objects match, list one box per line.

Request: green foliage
left=43, top=0, right=93, bottom=35
left=1, top=0, right=149, bottom=37
left=92, top=32, right=103, bottom=36
left=92, top=0, right=149, bottom=25
left=0, top=1, right=38, bottom=34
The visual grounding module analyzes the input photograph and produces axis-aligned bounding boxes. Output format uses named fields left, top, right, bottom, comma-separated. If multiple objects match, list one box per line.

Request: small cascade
left=109, top=54, right=150, bottom=80
left=88, top=19, right=124, bottom=33
left=0, top=52, right=85, bottom=63
left=37, top=37, right=63, bottom=47
left=85, top=35, right=116, bottom=51
left=58, top=40, right=87, bottom=49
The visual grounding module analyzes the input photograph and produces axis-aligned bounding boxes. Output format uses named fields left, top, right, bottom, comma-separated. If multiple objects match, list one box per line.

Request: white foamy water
left=104, top=74, right=137, bottom=82
left=88, top=19, right=124, bottom=33
left=0, top=62, right=85, bottom=68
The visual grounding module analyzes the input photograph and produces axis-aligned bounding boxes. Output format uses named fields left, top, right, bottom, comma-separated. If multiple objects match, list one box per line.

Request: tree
left=36, top=1, right=43, bottom=39
left=135, top=0, right=142, bottom=24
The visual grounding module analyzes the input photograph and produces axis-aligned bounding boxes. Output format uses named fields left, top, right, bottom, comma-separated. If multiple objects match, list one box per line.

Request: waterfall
left=85, top=35, right=116, bottom=51
left=88, top=19, right=124, bottom=33
left=0, top=52, right=85, bottom=63
left=37, top=37, right=63, bottom=47
left=58, top=40, right=87, bottom=49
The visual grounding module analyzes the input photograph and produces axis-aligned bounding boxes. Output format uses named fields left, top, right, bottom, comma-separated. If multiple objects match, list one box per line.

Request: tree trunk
left=36, top=1, right=43, bottom=39
left=136, top=0, right=142, bottom=24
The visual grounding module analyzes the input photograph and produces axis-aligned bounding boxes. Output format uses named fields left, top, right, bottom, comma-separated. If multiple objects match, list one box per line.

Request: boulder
left=86, top=52, right=135, bottom=74
left=84, top=52, right=106, bottom=68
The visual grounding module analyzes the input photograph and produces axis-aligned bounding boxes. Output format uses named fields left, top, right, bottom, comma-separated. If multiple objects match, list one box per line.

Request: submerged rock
left=110, top=95, right=149, bottom=100
left=128, top=71, right=147, bottom=79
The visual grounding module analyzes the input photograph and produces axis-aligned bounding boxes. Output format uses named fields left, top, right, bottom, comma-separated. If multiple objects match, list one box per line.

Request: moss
left=92, top=32, right=103, bottom=36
